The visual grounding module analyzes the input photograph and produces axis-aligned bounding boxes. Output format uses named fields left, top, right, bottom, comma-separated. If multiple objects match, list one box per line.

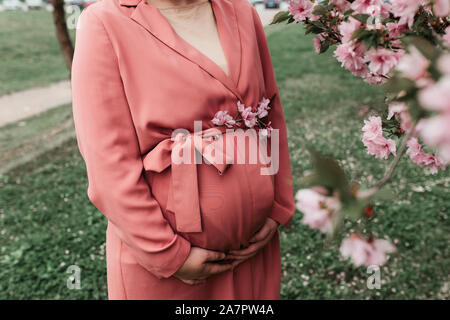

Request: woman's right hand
left=173, top=247, right=234, bottom=285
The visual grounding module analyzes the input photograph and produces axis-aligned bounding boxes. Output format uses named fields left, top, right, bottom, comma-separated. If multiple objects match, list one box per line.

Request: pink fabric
left=72, top=0, right=295, bottom=299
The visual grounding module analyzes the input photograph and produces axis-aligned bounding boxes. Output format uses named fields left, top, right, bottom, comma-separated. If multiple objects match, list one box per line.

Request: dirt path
left=0, top=6, right=286, bottom=128
left=0, top=80, right=72, bottom=127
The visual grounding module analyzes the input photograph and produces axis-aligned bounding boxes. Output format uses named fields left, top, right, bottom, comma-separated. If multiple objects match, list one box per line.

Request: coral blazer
left=72, top=0, right=295, bottom=280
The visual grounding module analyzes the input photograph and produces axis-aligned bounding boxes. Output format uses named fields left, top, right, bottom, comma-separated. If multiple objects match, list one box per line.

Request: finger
left=228, top=243, right=261, bottom=257
left=203, top=262, right=234, bottom=276
left=231, top=253, right=257, bottom=268
left=229, top=229, right=276, bottom=257
left=181, top=279, right=206, bottom=286
left=248, top=224, right=271, bottom=243
left=204, top=250, right=227, bottom=262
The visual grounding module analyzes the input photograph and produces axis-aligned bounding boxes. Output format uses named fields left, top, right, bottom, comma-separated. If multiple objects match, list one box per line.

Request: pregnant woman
left=71, top=0, right=295, bottom=299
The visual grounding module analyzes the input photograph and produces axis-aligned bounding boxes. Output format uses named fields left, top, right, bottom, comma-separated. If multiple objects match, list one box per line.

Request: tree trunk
left=52, top=0, right=74, bottom=73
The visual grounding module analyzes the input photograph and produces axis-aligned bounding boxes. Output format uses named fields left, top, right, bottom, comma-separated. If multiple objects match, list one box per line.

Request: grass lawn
left=0, top=10, right=73, bottom=95
left=0, top=23, right=449, bottom=300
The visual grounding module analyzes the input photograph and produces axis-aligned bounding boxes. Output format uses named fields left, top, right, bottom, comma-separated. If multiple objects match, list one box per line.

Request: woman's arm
left=71, top=7, right=190, bottom=279
left=251, top=6, right=296, bottom=227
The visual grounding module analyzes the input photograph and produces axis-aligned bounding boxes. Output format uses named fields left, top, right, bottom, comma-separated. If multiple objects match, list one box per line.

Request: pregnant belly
left=146, top=153, right=275, bottom=252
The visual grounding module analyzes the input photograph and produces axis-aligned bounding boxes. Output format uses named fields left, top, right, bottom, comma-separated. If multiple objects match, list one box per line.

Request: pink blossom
left=237, top=101, right=257, bottom=128
left=256, top=97, right=271, bottom=118
left=362, top=116, right=397, bottom=159
left=295, top=188, right=341, bottom=234
left=350, top=0, right=376, bottom=14
left=390, top=0, right=421, bottom=27
left=340, top=234, right=397, bottom=267
left=396, top=46, right=430, bottom=81
left=386, top=22, right=407, bottom=39
left=418, top=76, right=450, bottom=112
left=330, top=0, right=351, bottom=12
left=313, top=35, right=323, bottom=53
left=364, top=47, right=403, bottom=76
left=387, top=102, right=407, bottom=120
left=364, top=74, right=386, bottom=84
left=418, top=114, right=450, bottom=163
left=339, top=17, right=362, bottom=43
left=443, top=26, right=450, bottom=46
left=350, top=0, right=390, bottom=17
left=433, top=0, right=450, bottom=17
left=387, top=102, right=413, bottom=132
left=406, top=137, right=446, bottom=173
left=212, top=110, right=235, bottom=128
left=288, top=0, right=317, bottom=22
left=437, top=54, right=450, bottom=74
left=334, top=42, right=367, bottom=74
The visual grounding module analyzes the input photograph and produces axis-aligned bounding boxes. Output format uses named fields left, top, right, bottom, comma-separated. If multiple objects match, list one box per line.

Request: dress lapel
left=126, top=0, right=243, bottom=101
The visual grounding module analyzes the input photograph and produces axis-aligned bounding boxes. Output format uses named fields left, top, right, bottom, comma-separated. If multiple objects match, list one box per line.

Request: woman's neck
left=146, top=0, right=207, bottom=8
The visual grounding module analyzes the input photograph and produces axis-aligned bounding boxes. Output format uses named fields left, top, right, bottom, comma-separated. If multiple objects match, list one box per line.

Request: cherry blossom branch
left=358, top=121, right=418, bottom=199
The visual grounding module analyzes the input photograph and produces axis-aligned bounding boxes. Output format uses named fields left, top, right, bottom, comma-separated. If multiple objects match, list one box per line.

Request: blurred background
left=0, top=0, right=448, bottom=300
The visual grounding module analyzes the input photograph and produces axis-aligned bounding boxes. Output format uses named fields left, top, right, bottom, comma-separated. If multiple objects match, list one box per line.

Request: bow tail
left=166, top=136, right=203, bottom=233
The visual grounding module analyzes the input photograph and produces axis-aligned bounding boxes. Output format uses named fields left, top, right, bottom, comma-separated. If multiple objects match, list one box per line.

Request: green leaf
left=402, top=36, right=437, bottom=60
left=341, top=199, right=370, bottom=221
left=305, top=148, right=354, bottom=203
left=350, top=27, right=368, bottom=41
left=370, top=187, right=396, bottom=201
left=352, top=14, right=370, bottom=24
left=271, top=11, right=291, bottom=25
left=320, top=38, right=330, bottom=53
left=313, top=5, right=328, bottom=16
left=382, top=76, right=416, bottom=95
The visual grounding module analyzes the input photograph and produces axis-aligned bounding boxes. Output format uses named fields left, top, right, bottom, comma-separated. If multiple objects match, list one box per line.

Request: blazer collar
left=127, top=0, right=243, bottom=101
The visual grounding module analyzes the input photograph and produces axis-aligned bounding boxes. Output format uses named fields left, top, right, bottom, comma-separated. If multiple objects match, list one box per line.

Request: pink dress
left=71, top=0, right=295, bottom=299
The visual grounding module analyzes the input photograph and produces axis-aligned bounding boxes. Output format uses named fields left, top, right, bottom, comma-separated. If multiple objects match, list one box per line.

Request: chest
left=104, top=3, right=267, bottom=149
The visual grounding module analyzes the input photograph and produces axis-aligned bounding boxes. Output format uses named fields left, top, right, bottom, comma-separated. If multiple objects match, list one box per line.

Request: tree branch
left=358, top=121, right=418, bottom=199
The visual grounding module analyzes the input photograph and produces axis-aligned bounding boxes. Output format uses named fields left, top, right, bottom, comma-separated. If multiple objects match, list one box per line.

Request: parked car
left=84, top=0, right=96, bottom=8
left=264, top=0, right=280, bottom=9
left=64, top=0, right=86, bottom=10
left=2, top=0, right=29, bottom=10
left=248, top=0, right=264, bottom=6
left=25, top=0, right=44, bottom=9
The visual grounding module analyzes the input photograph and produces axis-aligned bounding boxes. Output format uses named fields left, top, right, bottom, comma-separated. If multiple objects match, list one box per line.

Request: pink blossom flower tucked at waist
left=340, top=234, right=397, bottom=267
left=212, top=110, right=235, bottom=128
left=256, top=97, right=271, bottom=118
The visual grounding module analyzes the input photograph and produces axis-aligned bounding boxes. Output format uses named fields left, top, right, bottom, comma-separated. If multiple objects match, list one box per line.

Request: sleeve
left=251, top=6, right=296, bottom=227
left=71, top=8, right=191, bottom=279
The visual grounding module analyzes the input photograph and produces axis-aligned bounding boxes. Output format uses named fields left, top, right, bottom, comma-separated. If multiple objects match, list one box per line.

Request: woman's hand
left=226, top=217, right=279, bottom=267
left=173, top=247, right=234, bottom=285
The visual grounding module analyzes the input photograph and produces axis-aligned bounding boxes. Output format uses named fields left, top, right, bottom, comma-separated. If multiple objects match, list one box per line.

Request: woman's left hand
left=226, top=217, right=279, bottom=267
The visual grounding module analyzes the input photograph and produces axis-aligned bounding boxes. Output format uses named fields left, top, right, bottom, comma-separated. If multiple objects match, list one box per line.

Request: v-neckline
left=130, top=0, right=243, bottom=101
left=155, top=0, right=230, bottom=78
